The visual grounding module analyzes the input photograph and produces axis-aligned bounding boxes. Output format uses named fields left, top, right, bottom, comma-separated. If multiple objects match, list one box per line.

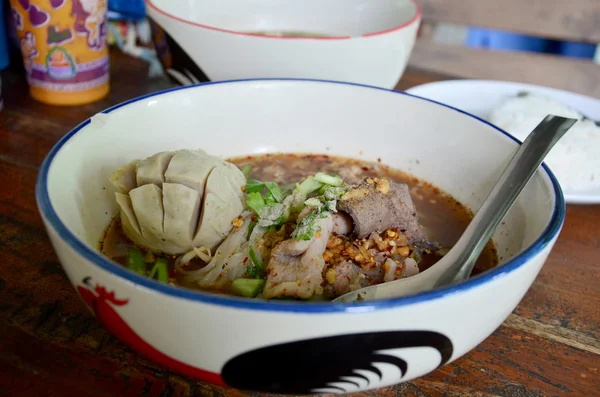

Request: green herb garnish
left=231, top=278, right=265, bottom=298
left=246, top=191, right=266, bottom=213
left=314, top=172, right=343, bottom=187
left=149, top=257, right=169, bottom=283
left=292, top=211, right=319, bottom=241
left=247, top=246, right=265, bottom=278
left=297, top=176, right=323, bottom=197
left=127, top=247, right=146, bottom=275
left=264, top=182, right=284, bottom=203
left=245, top=179, right=266, bottom=194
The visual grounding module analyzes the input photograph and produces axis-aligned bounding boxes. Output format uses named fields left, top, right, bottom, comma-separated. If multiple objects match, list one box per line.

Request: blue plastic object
left=557, top=41, right=597, bottom=59
left=466, top=27, right=549, bottom=53
left=466, top=27, right=597, bottom=60
left=0, top=0, right=10, bottom=70
left=108, top=0, right=146, bottom=21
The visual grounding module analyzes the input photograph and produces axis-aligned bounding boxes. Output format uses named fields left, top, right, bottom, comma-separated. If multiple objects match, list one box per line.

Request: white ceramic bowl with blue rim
left=36, top=79, right=564, bottom=395
left=145, top=0, right=421, bottom=89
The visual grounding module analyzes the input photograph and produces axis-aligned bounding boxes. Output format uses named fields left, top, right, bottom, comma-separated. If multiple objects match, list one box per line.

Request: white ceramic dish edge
left=406, top=79, right=600, bottom=204
left=145, top=0, right=421, bottom=89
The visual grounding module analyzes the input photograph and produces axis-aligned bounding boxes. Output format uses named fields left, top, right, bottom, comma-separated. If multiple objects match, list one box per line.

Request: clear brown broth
left=100, top=154, right=498, bottom=296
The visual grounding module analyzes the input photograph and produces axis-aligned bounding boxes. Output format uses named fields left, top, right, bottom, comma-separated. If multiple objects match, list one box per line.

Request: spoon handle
left=439, top=115, right=577, bottom=286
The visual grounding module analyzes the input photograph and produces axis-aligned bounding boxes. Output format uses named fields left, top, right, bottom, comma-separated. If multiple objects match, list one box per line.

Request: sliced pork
left=323, top=260, right=365, bottom=298
left=263, top=213, right=334, bottom=299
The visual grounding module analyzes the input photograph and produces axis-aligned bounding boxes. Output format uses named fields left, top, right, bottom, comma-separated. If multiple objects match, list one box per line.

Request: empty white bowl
left=36, top=79, right=563, bottom=394
left=146, top=0, right=421, bottom=88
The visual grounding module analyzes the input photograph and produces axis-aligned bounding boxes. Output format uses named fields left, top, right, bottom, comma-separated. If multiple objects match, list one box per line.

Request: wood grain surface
left=417, top=0, right=600, bottom=43
left=409, top=40, right=600, bottom=99
left=0, top=50, right=598, bottom=397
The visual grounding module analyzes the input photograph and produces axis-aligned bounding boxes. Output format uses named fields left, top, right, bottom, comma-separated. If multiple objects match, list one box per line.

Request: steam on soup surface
left=100, top=152, right=498, bottom=301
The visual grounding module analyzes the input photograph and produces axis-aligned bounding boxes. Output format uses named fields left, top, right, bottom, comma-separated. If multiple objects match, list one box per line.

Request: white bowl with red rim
left=36, top=79, right=563, bottom=394
left=145, top=0, right=421, bottom=88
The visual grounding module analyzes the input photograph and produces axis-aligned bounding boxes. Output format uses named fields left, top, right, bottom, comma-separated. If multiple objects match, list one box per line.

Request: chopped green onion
left=247, top=246, right=264, bottom=278
left=314, top=172, right=343, bottom=187
left=247, top=221, right=257, bottom=239
left=127, top=247, right=146, bottom=275
left=148, top=257, right=169, bottom=283
left=241, top=164, right=252, bottom=178
left=157, top=258, right=169, bottom=283
left=231, top=278, right=265, bottom=298
left=304, top=197, right=322, bottom=208
left=297, top=177, right=323, bottom=196
left=246, top=192, right=265, bottom=213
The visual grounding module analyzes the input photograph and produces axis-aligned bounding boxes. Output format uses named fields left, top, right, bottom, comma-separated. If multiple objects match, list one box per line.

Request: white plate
left=406, top=80, right=600, bottom=205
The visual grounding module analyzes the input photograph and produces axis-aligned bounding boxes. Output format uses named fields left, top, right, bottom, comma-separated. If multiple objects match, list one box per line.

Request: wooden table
left=1, top=49, right=598, bottom=397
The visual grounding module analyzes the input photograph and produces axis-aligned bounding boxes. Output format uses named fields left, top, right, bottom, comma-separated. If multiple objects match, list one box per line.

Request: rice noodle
left=179, top=211, right=268, bottom=289
left=175, top=246, right=212, bottom=275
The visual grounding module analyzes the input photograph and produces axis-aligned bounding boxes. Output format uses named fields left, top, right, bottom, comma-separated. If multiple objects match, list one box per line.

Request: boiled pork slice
left=263, top=213, right=333, bottom=299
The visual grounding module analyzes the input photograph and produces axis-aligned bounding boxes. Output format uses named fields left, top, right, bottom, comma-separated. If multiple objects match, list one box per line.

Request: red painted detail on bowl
left=145, top=0, right=420, bottom=40
left=77, top=283, right=226, bottom=386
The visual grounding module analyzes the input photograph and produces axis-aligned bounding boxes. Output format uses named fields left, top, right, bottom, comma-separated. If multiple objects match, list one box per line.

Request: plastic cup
left=9, top=0, right=110, bottom=106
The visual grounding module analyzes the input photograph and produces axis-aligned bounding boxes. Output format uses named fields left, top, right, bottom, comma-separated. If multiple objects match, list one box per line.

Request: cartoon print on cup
left=11, top=6, right=24, bottom=31
left=27, top=4, right=50, bottom=27
left=20, top=31, right=39, bottom=74
left=50, top=0, right=67, bottom=10
left=46, top=47, right=76, bottom=79
left=72, top=0, right=108, bottom=51
left=222, top=330, right=454, bottom=394
left=47, top=25, right=73, bottom=45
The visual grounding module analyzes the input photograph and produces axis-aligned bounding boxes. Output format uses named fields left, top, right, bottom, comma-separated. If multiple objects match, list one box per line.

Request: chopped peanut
left=315, top=232, right=322, bottom=238
left=376, top=179, right=390, bottom=194
left=397, top=246, right=410, bottom=257
left=326, top=268, right=337, bottom=285
left=327, top=236, right=342, bottom=249
left=320, top=226, right=415, bottom=283
left=366, top=178, right=374, bottom=184
left=241, top=185, right=246, bottom=192
left=232, top=217, right=244, bottom=228
left=341, top=188, right=369, bottom=201
left=383, top=261, right=391, bottom=272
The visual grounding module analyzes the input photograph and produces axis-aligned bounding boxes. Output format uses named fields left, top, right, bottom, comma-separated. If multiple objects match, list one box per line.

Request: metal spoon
left=333, top=115, right=577, bottom=303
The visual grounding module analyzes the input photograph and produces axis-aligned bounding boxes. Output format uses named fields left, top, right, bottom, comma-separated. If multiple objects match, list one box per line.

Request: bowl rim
left=145, top=0, right=422, bottom=40
left=35, top=78, right=565, bottom=314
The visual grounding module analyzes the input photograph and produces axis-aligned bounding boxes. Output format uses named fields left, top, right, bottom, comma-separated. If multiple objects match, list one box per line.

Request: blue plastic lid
left=108, top=0, right=146, bottom=21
